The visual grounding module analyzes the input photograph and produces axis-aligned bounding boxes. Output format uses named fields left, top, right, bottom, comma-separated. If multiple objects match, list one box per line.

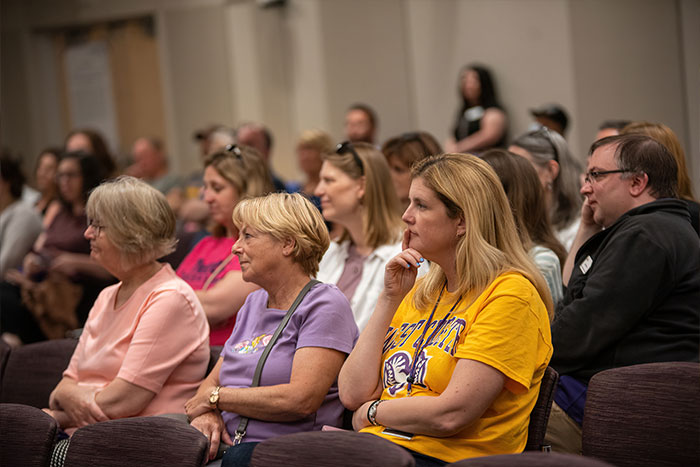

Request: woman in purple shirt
left=185, top=193, right=358, bottom=466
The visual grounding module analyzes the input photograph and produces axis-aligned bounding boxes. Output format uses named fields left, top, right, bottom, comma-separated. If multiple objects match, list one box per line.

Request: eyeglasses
left=87, top=219, right=106, bottom=235
left=336, top=141, right=364, bottom=175
left=584, top=169, right=632, bottom=184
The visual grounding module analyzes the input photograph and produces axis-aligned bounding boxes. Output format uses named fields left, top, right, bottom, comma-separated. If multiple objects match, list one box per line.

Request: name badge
left=579, top=255, right=593, bottom=275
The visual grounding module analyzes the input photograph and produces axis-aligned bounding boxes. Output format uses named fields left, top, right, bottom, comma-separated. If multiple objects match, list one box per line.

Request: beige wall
left=3, top=0, right=698, bottom=190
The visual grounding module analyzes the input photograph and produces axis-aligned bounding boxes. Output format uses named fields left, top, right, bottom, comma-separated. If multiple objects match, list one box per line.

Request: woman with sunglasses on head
left=382, top=131, right=442, bottom=211
left=314, top=142, right=405, bottom=330
left=1, top=151, right=112, bottom=346
left=339, top=154, right=553, bottom=466
left=509, top=127, right=583, bottom=251
left=176, top=145, right=273, bottom=346
left=445, top=64, right=508, bottom=154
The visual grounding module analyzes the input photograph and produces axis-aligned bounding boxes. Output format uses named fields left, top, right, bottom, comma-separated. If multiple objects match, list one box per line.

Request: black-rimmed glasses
left=584, top=169, right=632, bottom=184
left=336, top=141, right=364, bottom=175
left=87, top=219, right=106, bottom=236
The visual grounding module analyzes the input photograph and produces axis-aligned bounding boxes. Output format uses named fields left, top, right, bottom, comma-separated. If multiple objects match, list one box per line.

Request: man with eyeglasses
left=545, top=134, right=700, bottom=454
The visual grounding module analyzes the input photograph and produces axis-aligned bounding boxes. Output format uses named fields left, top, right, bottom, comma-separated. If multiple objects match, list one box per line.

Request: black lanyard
left=406, top=283, right=462, bottom=395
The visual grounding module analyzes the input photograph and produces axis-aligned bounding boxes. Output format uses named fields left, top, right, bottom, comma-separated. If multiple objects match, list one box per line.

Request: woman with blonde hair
left=45, top=176, right=209, bottom=431
left=176, top=144, right=273, bottom=345
left=621, top=121, right=699, bottom=234
left=314, top=141, right=405, bottom=330
left=185, top=193, right=357, bottom=465
left=339, top=154, right=552, bottom=465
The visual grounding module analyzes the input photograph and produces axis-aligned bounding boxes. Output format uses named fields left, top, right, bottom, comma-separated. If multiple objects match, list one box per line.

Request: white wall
left=3, top=0, right=698, bottom=190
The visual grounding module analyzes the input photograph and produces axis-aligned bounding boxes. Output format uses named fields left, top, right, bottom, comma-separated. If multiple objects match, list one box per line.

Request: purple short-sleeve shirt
left=218, top=282, right=359, bottom=442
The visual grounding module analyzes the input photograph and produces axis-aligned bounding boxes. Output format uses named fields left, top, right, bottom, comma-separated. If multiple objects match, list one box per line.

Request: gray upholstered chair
left=582, top=361, right=700, bottom=467
left=63, top=416, right=209, bottom=467
left=250, top=431, right=416, bottom=467
left=0, top=403, right=59, bottom=467
left=0, top=338, right=77, bottom=407
left=447, top=452, right=615, bottom=466
left=524, top=366, right=558, bottom=451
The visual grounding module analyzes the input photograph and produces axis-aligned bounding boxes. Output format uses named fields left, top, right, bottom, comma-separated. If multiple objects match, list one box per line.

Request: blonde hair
left=621, top=121, right=695, bottom=201
left=297, top=129, right=334, bottom=153
left=323, top=142, right=403, bottom=248
left=411, top=154, right=554, bottom=319
left=86, top=176, right=176, bottom=268
left=205, top=145, right=274, bottom=237
left=232, top=193, right=330, bottom=276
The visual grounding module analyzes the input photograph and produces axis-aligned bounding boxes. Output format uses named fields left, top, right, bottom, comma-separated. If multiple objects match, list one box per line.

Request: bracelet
left=367, top=399, right=385, bottom=426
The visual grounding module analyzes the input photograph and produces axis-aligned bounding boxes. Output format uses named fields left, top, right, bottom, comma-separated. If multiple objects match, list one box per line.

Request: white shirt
left=317, top=239, right=402, bottom=331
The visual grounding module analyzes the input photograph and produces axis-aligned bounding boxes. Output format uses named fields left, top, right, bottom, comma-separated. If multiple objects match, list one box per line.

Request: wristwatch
left=209, top=386, right=221, bottom=409
left=367, top=399, right=385, bottom=426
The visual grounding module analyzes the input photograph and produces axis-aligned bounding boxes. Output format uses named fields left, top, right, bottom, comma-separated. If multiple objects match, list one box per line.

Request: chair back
left=63, top=416, right=208, bottom=467
left=0, top=338, right=78, bottom=407
left=582, top=361, right=700, bottom=467
left=447, top=452, right=615, bottom=466
left=524, top=366, right=558, bottom=451
left=0, top=403, right=59, bottom=467
left=250, top=431, right=416, bottom=467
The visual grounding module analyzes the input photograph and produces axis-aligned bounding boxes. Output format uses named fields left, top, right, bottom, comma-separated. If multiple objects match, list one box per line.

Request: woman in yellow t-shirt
left=339, top=154, right=554, bottom=466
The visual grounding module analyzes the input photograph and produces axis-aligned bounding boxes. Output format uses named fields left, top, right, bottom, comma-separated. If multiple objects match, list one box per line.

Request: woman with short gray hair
left=44, top=176, right=210, bottom=430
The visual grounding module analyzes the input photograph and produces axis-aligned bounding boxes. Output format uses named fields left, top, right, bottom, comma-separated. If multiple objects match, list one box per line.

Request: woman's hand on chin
left=190, top=411, right=233, bottom=461
left=383, top=230, right=424, bottom=302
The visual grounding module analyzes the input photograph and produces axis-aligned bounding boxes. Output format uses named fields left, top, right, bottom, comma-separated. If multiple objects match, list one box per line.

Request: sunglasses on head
left=336, top=141, right=364, bottom=175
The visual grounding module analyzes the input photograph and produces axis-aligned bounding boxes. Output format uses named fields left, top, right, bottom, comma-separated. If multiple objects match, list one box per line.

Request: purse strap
left=232, top=279, right=320, bottom=445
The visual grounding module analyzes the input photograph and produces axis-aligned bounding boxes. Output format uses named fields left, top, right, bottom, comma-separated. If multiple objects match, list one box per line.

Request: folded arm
left=195, top=270, right=258, bottom=328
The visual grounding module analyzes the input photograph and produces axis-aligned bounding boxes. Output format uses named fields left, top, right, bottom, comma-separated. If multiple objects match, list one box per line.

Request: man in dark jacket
left=545, top=134, right=700, bottom=453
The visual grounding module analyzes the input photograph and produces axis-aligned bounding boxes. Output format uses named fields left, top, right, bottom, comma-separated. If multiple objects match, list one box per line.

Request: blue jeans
left=221, top=442, right=259, bottom=467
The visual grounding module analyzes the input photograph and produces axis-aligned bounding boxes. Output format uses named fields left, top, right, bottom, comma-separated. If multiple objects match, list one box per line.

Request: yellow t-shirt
left=361, top=272, right=552, bottom=463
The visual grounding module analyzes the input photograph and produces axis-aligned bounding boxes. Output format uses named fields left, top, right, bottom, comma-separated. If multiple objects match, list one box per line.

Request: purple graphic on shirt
left=384, top=349, right=432, bottom=396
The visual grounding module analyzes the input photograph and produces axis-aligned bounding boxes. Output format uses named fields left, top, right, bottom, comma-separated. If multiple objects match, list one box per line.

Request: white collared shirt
left=316, top=239, right=402, bottom=331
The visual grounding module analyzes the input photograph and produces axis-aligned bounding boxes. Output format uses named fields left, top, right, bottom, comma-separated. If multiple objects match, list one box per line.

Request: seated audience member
left=178, top=125, right=237, bottom=232
left=445, top=64, right=508, bottom=154
left=315, top=142, right=405, bottom=330
left=235, top=122, right=285, bottom=192
left=545, top=134, right=700, bottom=454
left=32, top=147, right=60, bottom=216
left=530, top=104, right=569, bottom=137
left=345, top=103, right=378, bottom=145
left=621, top=121, right=699, bottom=234
left=185, top=193, right=358, bottom=465
left=286, top=129, right=334, bottom=202
left=65, top=128, right=116, bottom=178
left=1, top=152, right=112, bottom=345
left=482, top=149, right=566, bottom=303
left=0, top=155, right=42, bottom=278
left=381, top=131, right=442, bottom=210
left=509, top=127, right=583, bottom=250
left=44, top=176, right=210, bottom=430
left=339, top=154, right=553, bottom=465
left=594, top=119, right=630, bottom=141
left=125, top=137, right=182, bottom=196
left=176, top=145, right=273, bottom=346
